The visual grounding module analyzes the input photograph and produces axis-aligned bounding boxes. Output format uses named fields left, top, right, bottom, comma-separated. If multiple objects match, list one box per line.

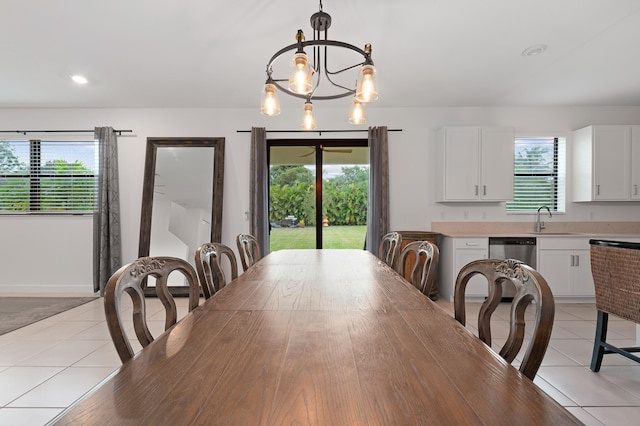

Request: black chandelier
left=260, top=0, right=379, bottom=129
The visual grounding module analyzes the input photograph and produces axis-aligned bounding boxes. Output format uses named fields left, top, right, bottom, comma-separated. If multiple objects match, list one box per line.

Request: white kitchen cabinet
left=632, top=126, right=640, bottom=200
left=438, top=237, right=488, bottom=301
left=573, top=125, right=640, bottom=201
left=537, top=237, right=594, bottom=298
left=436, top=127, right=514, bottom=202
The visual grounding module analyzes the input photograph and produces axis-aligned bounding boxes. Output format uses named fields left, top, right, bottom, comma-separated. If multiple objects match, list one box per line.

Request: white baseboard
left=0, top=284, right=97, bottom=296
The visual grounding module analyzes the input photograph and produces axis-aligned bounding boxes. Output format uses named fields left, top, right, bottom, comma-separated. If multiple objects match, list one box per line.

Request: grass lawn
left=270, top=226, right=366, bottom=251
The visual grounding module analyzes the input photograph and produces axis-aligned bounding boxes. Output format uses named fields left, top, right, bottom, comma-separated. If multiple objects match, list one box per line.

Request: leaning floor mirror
left=138, top=137, right=225, bottom=296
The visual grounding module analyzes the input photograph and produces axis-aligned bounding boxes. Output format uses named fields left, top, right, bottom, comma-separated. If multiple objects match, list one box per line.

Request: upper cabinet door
left=480, top=127, right=514, bottom=201
left=632, top=126, right=640, bottom=200
left=592, top=126, right=630, bottom=200
left=437, top=127, right=481, bottom=201
left=436, top=126, right=514, bottom=202
left=573, top=125, right=636, bottom=202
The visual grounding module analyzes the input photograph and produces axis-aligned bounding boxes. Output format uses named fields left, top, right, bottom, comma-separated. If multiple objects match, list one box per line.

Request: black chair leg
left=590, top=310, right=608, bottom=372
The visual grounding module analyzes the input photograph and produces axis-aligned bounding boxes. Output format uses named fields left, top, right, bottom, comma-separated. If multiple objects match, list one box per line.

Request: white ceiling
left=2, top=0, right=640, bottom=109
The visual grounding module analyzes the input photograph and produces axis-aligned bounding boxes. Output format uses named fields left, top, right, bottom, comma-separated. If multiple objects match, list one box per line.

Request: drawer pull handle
left=465, top=243, right=480, bottom=247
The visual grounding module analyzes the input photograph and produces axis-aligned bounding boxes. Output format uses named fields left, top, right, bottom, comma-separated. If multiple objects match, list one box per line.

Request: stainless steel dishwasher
left=488, top=237, right=537, bottom=299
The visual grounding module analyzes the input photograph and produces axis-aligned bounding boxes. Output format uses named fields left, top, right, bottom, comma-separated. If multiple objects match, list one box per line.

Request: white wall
left=1, top=105, right=640, bottom=293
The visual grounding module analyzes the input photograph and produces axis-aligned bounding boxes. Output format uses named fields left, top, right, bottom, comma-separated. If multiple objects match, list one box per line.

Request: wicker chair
left=396, top=241, right=439, bottom=297
left=589, top=239, right=640, bottom=372
left=454, top=259, right=554, bottom=380
left=378, top=232, right=403, bottom=270
left=236, top=233, right=261, bottom=272
left=104, top=257, right=200, bottom=363
left=195, top=242, right=239, bottom=299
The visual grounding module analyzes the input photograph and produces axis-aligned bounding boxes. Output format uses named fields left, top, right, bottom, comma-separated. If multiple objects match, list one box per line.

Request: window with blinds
left=0, top=139, right=99, bottom=213
left=506, top=137, right=566, bottom=213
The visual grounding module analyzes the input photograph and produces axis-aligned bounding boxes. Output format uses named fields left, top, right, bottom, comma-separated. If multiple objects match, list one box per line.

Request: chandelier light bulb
left=289, top=52, right=312, bottom=94
left=356, top=64, right=379, bottom=103
left=302, top=101, right=317, bottom=130
left=348, top=99, right=366, bottom=125
left=260, top=83, right=281, bottom=116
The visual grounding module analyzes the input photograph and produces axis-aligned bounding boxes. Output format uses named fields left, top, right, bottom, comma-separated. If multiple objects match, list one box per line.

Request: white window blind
left=506, top=137, right=565, bottom=213
left=0, top=139, right=99, bottom=213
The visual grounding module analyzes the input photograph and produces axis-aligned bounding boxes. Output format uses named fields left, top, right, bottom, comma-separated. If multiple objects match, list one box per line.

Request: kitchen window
left=0, top=139, right=98, bottom=214
left=506, top=137, right=566, bottom=213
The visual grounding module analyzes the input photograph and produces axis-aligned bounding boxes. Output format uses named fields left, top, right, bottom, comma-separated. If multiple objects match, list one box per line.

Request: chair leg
left=590, top=310, right=608, bottom=372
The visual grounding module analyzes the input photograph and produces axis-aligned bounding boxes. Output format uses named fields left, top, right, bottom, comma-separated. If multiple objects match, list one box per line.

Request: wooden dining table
left=51, top=249, right=581, bottom=425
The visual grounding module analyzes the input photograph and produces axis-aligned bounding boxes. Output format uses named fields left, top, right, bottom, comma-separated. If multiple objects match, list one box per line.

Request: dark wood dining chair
left=103, top=256, right=200, bottom=363
left=236, top=233, right=261, bottom=272
left=454, top=259, right=555, bottom=380
left=396, top=240, right=439, bottom=298
left=195, top=242, right=239, bottom=299
left=378, top=231, right=403, bottom=270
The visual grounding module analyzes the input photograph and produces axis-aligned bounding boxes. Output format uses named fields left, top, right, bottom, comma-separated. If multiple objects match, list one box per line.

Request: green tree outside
left=40, top=160, right=97, bottom=211
left=507, top=143, right=555, bottom=211
left=269, top=164, right=369, bottom=226
left=0, top=142, right=96, bottom=212
left=0, top=141, right=29, bottom=210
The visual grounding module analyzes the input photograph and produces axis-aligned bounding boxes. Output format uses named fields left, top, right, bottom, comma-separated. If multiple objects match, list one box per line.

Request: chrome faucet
left=535, top=205, right=552, bottom=233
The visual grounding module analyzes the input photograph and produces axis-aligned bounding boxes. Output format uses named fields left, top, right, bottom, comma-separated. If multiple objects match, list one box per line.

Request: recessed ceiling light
left=71, top=75, right=88, bottom=84
left=522, top=44, right=548, bottom=57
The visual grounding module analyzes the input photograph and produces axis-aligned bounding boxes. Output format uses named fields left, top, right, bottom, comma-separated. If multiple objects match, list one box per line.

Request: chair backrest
left=453, top=259, right=555, bottom=380
left=195, top=242, right=239, bottom=299
left=236, top=233, right=261, bottom=272
left=103, top=256, right=200, bottom=363
left=590, top=239, right=640, bottom=323
left=396, top=240, right=439, bottom=296
left=378, top=231, right=403, bottom=269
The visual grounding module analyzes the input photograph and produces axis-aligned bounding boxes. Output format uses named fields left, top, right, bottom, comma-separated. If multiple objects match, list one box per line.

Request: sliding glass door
left=268, top=139, right=368, bottom=250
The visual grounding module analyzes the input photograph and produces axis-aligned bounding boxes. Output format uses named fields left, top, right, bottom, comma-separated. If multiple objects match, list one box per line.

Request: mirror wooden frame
left=138, top=137, right=225, bottom=295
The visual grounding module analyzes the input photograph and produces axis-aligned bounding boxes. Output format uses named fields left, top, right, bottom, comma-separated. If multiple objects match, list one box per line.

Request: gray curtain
left=366, top=126, right=390, bottom=253
left=250, top=127, right=270, bottom=255
left=93, top=127, right=122, bottom=295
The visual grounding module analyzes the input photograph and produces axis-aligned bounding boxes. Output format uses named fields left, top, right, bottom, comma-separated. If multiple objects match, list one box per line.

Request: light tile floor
left=1, top=297, right=639, bottom=425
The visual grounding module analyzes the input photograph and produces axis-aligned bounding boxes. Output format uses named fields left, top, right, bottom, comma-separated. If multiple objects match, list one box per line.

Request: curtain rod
left=237, top=129, right=402, bottom=135
left=0, top=129, right=133, bottom=136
